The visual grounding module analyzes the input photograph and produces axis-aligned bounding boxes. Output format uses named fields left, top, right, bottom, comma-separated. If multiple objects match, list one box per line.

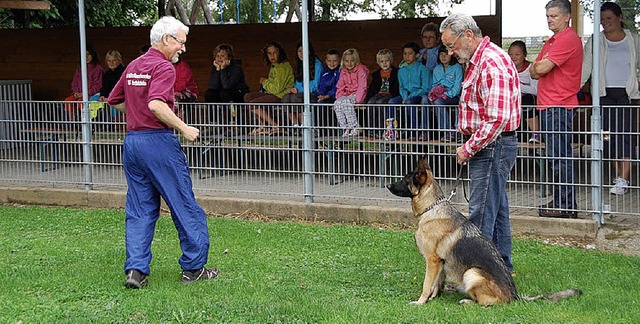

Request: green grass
left=1, top=205, right=638, bottom=323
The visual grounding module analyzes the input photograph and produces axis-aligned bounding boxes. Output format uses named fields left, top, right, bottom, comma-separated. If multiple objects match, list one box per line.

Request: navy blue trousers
left=122, top=130, right=210, bottom=275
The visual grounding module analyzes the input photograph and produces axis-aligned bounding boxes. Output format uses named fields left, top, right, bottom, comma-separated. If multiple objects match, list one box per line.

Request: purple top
left=108, top=48, right=176, bottom=131
left=71, top=63, right=104, bottom=95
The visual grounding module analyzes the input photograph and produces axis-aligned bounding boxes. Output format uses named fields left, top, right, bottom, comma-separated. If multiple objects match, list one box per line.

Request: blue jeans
left=468, top=134, right=518, bottom=271
left=387, top=95, right=421, bottom=129
left=122, top=130, right=210, bottom=275
left=540, top=107, right=576, bottom=209
left=421, top=96, right=460, bottom=130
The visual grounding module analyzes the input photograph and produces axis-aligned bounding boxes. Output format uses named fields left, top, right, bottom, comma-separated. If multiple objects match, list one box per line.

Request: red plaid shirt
left=457, top=37, right=521, bottom=158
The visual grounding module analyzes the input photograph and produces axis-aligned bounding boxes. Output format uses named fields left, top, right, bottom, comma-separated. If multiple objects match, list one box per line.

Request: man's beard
left=171, top=50, right=183, bottom=64
left=455, top=47, right=471, bottom=64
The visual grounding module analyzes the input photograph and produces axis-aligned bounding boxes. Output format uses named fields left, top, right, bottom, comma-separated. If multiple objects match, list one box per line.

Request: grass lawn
left=1, top=205, right=638, bottom=323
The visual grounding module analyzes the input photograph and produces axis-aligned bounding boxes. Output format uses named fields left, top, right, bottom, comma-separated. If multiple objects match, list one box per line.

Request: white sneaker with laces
left=610, top=177, right=628, bottom=195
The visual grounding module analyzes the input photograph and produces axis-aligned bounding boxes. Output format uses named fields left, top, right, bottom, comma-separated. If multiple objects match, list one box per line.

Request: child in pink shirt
left=334, top=48, right=369, bottom=137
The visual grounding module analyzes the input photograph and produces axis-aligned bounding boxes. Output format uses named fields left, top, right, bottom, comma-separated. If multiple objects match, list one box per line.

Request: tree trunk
left=320, top=2, right=330, bottom=20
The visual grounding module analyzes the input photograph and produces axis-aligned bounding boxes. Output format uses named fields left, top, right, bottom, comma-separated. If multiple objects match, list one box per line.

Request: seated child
left=64, top=44, right=104, bottom=121
left=316, top=49, right=341, bottom=104
left=366, top=49, right=399, bottom=105
left=388, top=42, right=430, bottom=135
left=365, top=49, right=400, bottom=137
left=243, top=41, right=294, bottom=136
left=334, top=48, right=369, bottom=137
left=281, top=40, right=324, bottom=127
left=422, top=45, right=463, bottom=142
left=204, top=43, right=250, bottom=125
left=91, top=50, right=126, bottom=126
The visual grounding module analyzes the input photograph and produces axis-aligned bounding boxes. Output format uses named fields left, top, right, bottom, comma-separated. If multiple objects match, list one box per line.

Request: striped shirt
left=457, top=37, right=521, bottom=158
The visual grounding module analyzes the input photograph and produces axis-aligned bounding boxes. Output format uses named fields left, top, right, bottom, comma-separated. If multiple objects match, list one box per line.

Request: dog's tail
left=521, top=288, right=582, bottom=302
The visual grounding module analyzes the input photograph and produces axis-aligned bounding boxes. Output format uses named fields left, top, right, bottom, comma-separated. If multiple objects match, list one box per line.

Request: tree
left=0, top=0, right=156, bottom=28
left=0, top=0, right=465, bottom=28
left=212, top=0, right=466, bottom=23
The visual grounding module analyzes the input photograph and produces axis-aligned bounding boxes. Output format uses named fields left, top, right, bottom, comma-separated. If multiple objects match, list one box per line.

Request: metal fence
left=0, top=99, right=638, bottom=221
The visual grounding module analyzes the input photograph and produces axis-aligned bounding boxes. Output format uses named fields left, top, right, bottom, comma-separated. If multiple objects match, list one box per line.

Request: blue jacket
left=294, top=58, right=324, bottom=93
left=317, top=66, right=340, bottom=98
left=397, top=61, right=431, bottom=100
left=432, top=63, right=463, bottom=98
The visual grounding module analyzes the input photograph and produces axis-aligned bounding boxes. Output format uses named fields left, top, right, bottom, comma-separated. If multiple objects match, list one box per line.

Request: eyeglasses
left=169, top=35, right=186, bottom=46
left=445, top=33, right=463, bottom=51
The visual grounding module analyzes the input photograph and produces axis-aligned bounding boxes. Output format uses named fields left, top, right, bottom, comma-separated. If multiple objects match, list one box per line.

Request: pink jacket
left=173, top=59, right=199, bottom=96
left=335, top=63, right=369, bottom=104
left=71, top=63, right=104, bottom=95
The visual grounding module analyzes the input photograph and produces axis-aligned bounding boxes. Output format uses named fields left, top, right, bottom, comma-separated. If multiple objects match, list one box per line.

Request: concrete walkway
left=0, top=185, right=598, bottom=239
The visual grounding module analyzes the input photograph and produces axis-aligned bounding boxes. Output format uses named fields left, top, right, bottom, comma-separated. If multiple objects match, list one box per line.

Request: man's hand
left=182, top=126, right=200, bottom=142
left=456, top=146, right=469, bottom=165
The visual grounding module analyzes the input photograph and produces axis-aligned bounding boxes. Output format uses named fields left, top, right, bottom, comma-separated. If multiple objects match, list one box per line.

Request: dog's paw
left=458, top=299, right=475, bottom=306
left=409, top=300, right=426, bottom=306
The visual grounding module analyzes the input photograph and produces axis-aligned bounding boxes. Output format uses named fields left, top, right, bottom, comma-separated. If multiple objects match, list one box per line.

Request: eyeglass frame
left=444, top=32, right=464, bottom=51
left=169, top=34, right=186, bottom=46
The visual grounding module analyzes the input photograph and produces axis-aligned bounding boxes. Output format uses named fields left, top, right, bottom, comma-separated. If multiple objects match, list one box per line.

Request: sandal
left=269, top=128, right=283, bottom=136
left=248, top=127, right=266, bottom=136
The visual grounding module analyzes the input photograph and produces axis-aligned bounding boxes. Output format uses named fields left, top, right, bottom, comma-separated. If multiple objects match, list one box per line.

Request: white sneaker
left=350, top=129, right=360, bottom=137
left=610, top=177, right=629, bottom=195
left=342, top=130, right=351, bottom=138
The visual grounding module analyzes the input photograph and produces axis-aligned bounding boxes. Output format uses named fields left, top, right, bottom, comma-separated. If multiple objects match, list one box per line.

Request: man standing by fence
left=440, top=13, right=521, bottom=271
left=108, top=16, right=218, bottom=288
left=530, top=0, right=582, bottom=218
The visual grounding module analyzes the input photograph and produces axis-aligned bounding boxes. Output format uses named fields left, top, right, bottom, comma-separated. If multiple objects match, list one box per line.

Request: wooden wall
left=0, top=17, right=499, bottom=100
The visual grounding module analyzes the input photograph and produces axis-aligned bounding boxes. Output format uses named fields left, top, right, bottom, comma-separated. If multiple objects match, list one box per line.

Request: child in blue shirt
left=315, top=49, right=341, bottom=131
left=316, top=49, right=341, bottom=104
left=388, top=42, right=430, bottom=134
left=421, top=45, right=463, bottom=142
left=282, top=40, right=324, bottom=127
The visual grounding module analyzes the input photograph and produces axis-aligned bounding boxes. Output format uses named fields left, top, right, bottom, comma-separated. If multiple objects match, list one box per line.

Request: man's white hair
left=439, top=13, right=482, bottom=38
left=149, top=16, right=189, bottom=45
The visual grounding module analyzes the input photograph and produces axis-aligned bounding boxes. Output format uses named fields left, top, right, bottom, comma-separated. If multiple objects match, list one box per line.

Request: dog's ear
left=417, top=156, right=431, bottom=173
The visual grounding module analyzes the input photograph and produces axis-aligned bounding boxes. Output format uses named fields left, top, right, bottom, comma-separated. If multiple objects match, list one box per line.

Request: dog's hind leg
left=410, top=255, right=443, bottom=305
left=462, top=268, right=508, bottom=306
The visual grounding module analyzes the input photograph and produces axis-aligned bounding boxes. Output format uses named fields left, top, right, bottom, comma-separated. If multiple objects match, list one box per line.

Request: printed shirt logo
left=126, top=72, right=151, bottom=86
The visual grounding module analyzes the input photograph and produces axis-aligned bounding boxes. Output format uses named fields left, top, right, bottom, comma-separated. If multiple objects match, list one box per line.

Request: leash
left=418, top=166, right=468, bottom=217
left=448, top=165, right=469, bottom=203
left=417, top=166, right=468, bottom=217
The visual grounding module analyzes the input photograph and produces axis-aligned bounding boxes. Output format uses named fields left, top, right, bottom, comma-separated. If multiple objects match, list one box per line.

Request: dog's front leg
left=410, top=255, right=443, bottom=305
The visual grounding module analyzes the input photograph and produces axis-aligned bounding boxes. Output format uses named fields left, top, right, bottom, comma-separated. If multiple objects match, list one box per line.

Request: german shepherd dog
left=387, top=157, right=581, bottom=306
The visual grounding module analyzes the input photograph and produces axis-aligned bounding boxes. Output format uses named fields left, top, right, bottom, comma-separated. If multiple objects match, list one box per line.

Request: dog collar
left=418, top=196, right=449, bottom=216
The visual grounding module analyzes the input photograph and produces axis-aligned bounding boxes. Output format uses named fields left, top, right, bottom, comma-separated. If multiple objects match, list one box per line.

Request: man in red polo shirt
left=108, top=16, right=218, bottom=288
left=530, top=0, right=583, bottom=218
left=440, top=13, right=521, bottom=272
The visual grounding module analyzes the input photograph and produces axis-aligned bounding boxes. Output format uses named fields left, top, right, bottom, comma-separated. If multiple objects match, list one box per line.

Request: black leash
left=448, top=165, right=469, bottom=203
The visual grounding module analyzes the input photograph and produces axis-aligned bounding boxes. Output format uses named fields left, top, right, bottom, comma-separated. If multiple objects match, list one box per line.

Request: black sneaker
left=124, top=269, right=148, bottom=289
left=181, top=267, right=219, bottom=284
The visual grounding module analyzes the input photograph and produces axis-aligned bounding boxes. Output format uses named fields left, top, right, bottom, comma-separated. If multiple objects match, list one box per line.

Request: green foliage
left=0, top=0, right=156, bottom=28
left=1, top=205, right=639, bottom=322
left=0, top=0, right=467, bottom=27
